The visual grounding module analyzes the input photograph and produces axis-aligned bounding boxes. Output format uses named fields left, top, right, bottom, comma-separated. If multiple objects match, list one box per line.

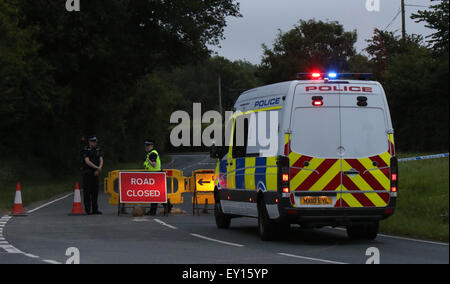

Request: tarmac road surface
left=0, top=154, right=448, bottom=264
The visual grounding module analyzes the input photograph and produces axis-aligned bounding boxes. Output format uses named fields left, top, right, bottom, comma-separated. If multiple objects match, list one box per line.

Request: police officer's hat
left=144, top=140, right=154, bottom=147
left=88, top=135, right=98, bottom=142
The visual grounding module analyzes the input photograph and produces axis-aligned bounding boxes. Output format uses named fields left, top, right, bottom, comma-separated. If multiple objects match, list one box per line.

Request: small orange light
left=275, top=198, right=279, bottom=204
left=282, top=174, right=289, bottom=182
left=249, top=198, right=253, bottom=202
left=227, top=195, right=231, bottom=200
left=283, top=187, right=290, bottom=193
left=391, top=186, right=397, bottom=192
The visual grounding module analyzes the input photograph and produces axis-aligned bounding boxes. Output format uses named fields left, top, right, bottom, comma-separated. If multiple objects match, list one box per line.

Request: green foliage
left=384, top=47, right=449, bottom=151
left=258, top=19, right=357, bottom=83
left=0, top=0, right=241, bottom=171
left=411, top=0, right=449, bottom=55
left=364, top=27, right=449, bottom=151
left=365, top=29, right=424, bottom=79
left=380, top=157, right=449, bottom=242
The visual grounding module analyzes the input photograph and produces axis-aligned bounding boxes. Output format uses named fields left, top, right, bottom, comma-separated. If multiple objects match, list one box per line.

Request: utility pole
left=218, top=76, right=223, bottom=116
left=401, top=0, right=406, bottom=40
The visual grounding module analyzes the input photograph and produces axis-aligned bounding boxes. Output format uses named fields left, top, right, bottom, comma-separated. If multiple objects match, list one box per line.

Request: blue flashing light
left=328, top=72, right=338, bottom=79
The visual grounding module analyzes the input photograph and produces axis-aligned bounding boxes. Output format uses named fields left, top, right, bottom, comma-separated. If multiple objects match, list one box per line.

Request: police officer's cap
left=88, top=135, right=98, bottom=142
left=144, top=140, right=154, bottom=147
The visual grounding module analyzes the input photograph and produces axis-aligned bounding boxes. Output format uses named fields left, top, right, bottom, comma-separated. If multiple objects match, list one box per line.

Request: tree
left=0, top=0, right=66, bottom=158
left=411, top=0, right=449, bottom=54
left=258, top=19, right=357, bottom=84
left=3, top=0, right=241, bottom=169
left=365, top=29, right=423, bottom=80
left=383, top=44, right=449, bottom=151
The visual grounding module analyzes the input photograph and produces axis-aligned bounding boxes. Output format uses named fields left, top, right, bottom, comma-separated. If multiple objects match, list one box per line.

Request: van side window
left=232, top=116, right=249, bottom=158
left=246, top=110, right=280, bottom=157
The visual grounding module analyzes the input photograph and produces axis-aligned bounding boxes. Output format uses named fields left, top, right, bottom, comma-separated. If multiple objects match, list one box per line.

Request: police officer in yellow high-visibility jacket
left=144, top=140, right=161, bottom=172
left=143, top=140, right=171, bottom=215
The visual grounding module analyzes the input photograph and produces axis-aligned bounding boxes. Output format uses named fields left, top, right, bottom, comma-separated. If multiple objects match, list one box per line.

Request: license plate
left=300, top=196, right=333, bottom=206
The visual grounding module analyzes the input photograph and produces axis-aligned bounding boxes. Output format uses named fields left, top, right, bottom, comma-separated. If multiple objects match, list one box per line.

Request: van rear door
left=289, top=84, right=342, bottom=208
left=339, top=83, right=391, bottom=208
left=289, top=82, right=392, bottom=209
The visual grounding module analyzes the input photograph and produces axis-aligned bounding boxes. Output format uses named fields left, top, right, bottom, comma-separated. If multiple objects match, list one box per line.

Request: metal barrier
left=190, top=169, right=215, bottom=216
left=104, top=169, right=190, bottom=207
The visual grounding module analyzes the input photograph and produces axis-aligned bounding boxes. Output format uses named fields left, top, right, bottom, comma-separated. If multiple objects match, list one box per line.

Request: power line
left=384, top=8, right=402, bottom=31
left=405, top=4, right=430, bottom=8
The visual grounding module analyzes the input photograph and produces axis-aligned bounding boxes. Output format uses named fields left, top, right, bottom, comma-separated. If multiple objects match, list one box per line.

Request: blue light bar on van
left=296, top=73, right=374, bottom=80
left=328, top=72, right=338, bottom=79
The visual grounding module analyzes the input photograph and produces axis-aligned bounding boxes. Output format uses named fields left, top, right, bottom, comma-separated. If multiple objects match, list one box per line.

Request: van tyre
left=347, top=222, right=379, bottom=240
left=258, top=201, right=278, bottom=241
left=214, top=202, right=231, bottom=229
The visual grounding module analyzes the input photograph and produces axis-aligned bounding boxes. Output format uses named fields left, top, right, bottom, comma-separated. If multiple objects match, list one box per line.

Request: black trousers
left=83, top=172, right=99, bottom=213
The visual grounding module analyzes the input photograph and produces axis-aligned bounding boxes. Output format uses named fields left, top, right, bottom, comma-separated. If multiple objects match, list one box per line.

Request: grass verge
left=0, top=155, right=172, bottom=214
left=380, top=154, right=449, bottom=242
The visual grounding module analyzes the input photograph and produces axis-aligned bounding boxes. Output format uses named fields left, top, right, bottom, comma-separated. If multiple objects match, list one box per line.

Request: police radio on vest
left=130, top=178, right=156, bottom=186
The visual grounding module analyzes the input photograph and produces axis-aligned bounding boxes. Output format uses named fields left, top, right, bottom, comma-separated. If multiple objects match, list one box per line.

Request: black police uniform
left=82, top=145, right=102, bottom=214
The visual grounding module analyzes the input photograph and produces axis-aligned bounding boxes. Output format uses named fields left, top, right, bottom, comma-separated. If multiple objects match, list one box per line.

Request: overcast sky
left=210, top=0, right=435, bottom=65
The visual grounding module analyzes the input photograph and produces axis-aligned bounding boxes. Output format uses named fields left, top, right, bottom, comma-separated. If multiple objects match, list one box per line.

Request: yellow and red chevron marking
left=288, top=151, right=392, bottom=208
left=285, top=133, right=394, bottom=208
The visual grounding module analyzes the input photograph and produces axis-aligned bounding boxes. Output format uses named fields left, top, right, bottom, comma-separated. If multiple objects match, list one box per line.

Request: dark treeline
left=0, top=0, right=448, bottom=174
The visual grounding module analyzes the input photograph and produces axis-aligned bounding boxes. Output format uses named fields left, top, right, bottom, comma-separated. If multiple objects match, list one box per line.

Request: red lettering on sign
left=306, top=86, right=317, bottom=92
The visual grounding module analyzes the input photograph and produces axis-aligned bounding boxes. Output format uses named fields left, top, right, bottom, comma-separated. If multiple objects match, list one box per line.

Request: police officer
left=82, top=135, right=103, bottom=215
left=144, top=140, right=161, bottom=172
left=143, top=140, right=171, bottom=215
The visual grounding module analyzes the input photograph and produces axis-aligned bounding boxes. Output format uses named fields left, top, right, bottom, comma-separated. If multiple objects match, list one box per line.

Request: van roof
left=235, top=80, right=381, bottom=108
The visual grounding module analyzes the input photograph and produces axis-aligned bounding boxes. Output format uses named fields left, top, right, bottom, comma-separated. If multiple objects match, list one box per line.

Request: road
left=0, top=154, right=448, bottom=264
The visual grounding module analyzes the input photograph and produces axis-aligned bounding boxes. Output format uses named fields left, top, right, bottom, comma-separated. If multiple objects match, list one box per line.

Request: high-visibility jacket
left=144, top=150, right=161, bottom=172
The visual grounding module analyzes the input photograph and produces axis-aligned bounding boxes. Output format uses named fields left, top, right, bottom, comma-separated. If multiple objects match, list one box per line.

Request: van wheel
left=347, top=222, right=379, bottom=240
left=214, top=202, right=231, bottom=229
left=258, top=201, right=278, bottom=241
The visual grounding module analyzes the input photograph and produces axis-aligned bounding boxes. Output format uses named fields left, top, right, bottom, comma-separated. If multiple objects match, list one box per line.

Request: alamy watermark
left=366, top=0, right=381, bottom=12
left=170, top=103, right=279, bottom=157
left=66, top=0, right=80, bottom=12
left=66, top=247, right=80, bottom=264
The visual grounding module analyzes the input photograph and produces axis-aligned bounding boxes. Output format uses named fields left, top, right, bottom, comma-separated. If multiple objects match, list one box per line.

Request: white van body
left=213, top=78, right=398, bottom=240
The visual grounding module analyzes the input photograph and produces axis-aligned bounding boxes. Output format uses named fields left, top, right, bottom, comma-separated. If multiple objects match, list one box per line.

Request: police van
left=211, top=73, right=398, bottom=241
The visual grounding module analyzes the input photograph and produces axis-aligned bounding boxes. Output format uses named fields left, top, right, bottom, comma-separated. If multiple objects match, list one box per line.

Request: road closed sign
left=119, top=172, right=167, bottom=204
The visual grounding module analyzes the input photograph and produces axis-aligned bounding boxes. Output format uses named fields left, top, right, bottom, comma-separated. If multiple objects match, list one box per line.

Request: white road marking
left=377, top=234, right=449, bottom=246
left=154, top=219, right=178, bottom=230
left=329, top=227, right=449, bottom=246
left=190, top=233, right=244, bottom=248
left=23, top=253, right=40, bottom=259
left=132, top=217, right=151, bottom=222
left=0, top=245, right=23, bottom=254
left=278, top=253, right=347, bottom=264
left=27, top=193, right=74, bottom=214
left=42, top=259, right=61, bottom=264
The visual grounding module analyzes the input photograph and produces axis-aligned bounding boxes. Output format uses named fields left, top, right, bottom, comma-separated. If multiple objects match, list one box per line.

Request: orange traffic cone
left=11, top=182, right=27, bottom=216
left=69, top=182, right=84, bottom=215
